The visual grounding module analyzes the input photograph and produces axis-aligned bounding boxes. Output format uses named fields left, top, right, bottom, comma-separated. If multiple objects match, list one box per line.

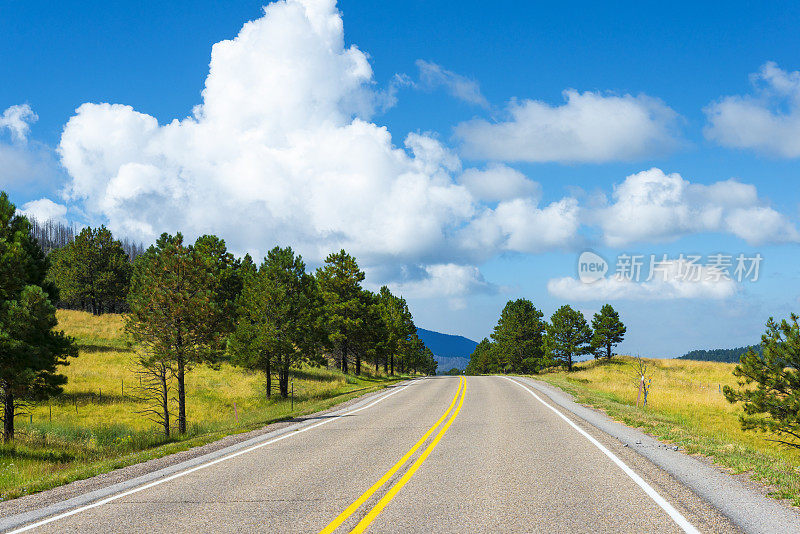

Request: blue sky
left=2, top=0, right=799, bottom=355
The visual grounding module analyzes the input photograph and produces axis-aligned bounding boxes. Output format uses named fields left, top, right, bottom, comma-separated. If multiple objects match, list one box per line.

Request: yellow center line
left=349, top=377, right=467, bottom=534
left=318, top=376, right=464, bottom=534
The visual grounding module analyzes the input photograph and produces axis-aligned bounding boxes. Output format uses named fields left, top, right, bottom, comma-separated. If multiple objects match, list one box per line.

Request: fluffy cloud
left=705, top=62, right=800, bottom=157
left=0, top=104, right=37, bottom=142
left=387, top=263, right=497, bottom=309
left=454, top=90, right=680, bottom=163
left=458, top=164, right=540, bottom=202
left=18, top=198, right=68, bottom=224
left=415, top=60, right=489, bottom=108
left=460, top=197, right=580, bottom=255
left=55, top=0, right=577, bottom=299
left=548, top=259, right=738, bottom=301
left=0, top=104, right=63, bottom=194
left=595, top=168, right=799, bottom=246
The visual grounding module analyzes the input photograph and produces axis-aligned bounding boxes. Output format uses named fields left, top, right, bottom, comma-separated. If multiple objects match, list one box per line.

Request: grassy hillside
left=0, top=310, right=403, bottom=501
left=537, top=357, right=800, bottom=505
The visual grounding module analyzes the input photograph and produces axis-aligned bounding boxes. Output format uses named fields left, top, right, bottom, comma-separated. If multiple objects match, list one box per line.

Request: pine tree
left=126, top=233, right=225, bottom=434
left=47, top=226, right=131, bottom=314
left=591, top=304, right=626, bottom=360
left=315, top=250, right=365, bottom=374
left=376, top=286, right=415, bottom=375
left=724, top=314, right=800, bottom=449
left=0, top=192, right=77, bottom=442
left=465, top=338, right=497, bottom=375
left=192, top=234, right=243, bottom=340
left=491, top=299, right=546, bottom=373
left=230, top=247, right=321, bottom=398
left=545, top=305, right=593, bottom=372
left=355, top=290, right=387, bottom=376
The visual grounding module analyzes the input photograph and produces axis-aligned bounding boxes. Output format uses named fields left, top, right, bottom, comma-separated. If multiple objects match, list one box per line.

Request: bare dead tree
left=132, top=356, right=173, bottom=437
left=631, top=356, right=653, bottom=408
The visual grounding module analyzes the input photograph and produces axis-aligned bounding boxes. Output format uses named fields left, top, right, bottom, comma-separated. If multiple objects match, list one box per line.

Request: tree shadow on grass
left=0, top=447, right=75, bottom=463
left=53, top=391, right=136, bottom=406
left=77, top=343, right=133, bottom=354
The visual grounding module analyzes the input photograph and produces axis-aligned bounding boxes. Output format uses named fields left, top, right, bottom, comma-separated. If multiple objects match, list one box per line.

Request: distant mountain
left=678, top=344, right=761, bottom=363
left=416, top=328, right=478, bottom=372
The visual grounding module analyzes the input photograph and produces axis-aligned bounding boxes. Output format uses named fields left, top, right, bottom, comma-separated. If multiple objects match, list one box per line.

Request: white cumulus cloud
left=0, top=104, right=37, bottom=143
left=454, top=90, right=680, bottom=163
left=55, top=0, right=579, bottom=299
left=18, top=198, right=68, bottom=224
left=458, top=164, right=540, bottom=203
left=387, top=263, right=496, bottom=310
left=548, top=259, right=739, bottom=301
left=705, top=62, right=800, bottom=157
left=459, top=196, right=581, bottom=255
left=595, top=168, right=799, bottom=246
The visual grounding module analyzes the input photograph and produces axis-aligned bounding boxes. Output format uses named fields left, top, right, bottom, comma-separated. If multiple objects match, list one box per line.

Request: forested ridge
left=679, top=345, right=762, bottom=363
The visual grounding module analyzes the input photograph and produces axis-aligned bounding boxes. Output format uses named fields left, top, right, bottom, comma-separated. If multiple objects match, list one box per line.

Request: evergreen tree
left=545, top=305, right=593, bottom=371
left=126, top=233, right=224, bottom=434
left=0, top=193, right=77, bottom=442
left=376, top=286, right=415, bottom=375
left=230, top=247, right=321, bottom=398
left=724, top=314, right=800, bottom=449
left=193, top=234, right=243, bottom=339
left=46, top=226, right=132, bottom=314
left=465, top=338, right=497, bottom=375
left=591, top=304, right=626, bottom=360
left=491, top=298, right=546, bottom=373
left=316, top=250, right=365, bottom=374
left=419, top=344, right=438, bottom=375
left=356, top=290, right=387, bottom=376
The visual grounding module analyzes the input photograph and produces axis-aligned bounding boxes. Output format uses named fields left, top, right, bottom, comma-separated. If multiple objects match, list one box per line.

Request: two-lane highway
left=3, top=377, right=747, bottom=532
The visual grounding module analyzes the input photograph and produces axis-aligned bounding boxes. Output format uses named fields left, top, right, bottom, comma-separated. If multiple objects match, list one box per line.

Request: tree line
left=465, top=300, right=626, bottom=375
left=26, top=217, right=145, bottom=314
left=0, top=190, right=436, bottom=441
left=124, top=234, right=437, bottom=437
left=679, top=345, right=762, bottom=363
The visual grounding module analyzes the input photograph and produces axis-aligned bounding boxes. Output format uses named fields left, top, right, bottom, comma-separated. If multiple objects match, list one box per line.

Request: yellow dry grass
left=0, top=310, right=402, bottom=501
left=537, top=356, right=800, bottom=504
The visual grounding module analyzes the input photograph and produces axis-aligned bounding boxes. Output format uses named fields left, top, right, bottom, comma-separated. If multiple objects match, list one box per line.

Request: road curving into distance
left=2, top=375, right=799, bottom=533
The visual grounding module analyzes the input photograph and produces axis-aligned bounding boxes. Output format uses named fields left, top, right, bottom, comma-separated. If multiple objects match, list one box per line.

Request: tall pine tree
left=591, top=304, right=626, bottom=360
left=0, top=193, right=77, bottom=442
left=545, top=305, right=593, bottom=372
left=316, top=250, right=365, bottom=374
left=230, top=247, right=321, bottom=398
left=126, top=233, right=225, bottom=434
left=491, top=298, right=546, bottom=373
left=724, top=314, right=800, bottom=449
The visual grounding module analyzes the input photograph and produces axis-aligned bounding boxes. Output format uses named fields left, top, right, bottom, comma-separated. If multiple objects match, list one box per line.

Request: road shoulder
left=514, top=376, right=800, bottom=534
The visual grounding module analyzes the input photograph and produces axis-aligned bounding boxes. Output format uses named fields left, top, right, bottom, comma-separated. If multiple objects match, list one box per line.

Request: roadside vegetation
left=537, top=356, right=800, bottom=505
left=0, top=310, right=405, bottom=501
left=0, top=189, right=437, bottom=500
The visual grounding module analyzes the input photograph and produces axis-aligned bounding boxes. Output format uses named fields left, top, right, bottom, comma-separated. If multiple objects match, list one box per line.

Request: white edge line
left=7, top=381, right=416, bottom=534
left=502, top=376, right=700, bottom=534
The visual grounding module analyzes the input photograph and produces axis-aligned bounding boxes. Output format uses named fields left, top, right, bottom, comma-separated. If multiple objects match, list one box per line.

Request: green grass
left=534, top=356, right=800, bottom=505
left=1, top=310, right=405, bottom=501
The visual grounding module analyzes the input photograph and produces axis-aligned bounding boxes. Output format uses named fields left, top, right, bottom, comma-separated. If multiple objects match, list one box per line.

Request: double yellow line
left=319, top=376, right=467, bottom=534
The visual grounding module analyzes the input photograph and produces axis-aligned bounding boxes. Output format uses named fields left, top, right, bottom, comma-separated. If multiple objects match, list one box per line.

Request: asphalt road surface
left=2, top=376, right=791, bottom=533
